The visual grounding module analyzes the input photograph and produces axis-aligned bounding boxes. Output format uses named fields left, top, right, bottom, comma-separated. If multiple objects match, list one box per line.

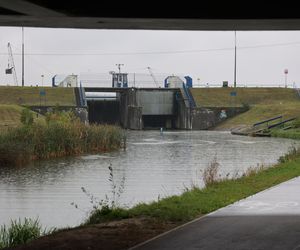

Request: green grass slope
left=191, top=87, right=299, bottom=107
left=190, top=88, right=300, bottom=129
left=0, top=105, right=24, bottom=130
left=0, top=86, right=76, bottom=106
left=0, top=105, right=44, bottom=131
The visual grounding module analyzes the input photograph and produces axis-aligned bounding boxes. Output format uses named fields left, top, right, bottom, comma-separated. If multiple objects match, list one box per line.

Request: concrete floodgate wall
left=80, top=87, right=248, bottom=130
left=136, top=90, right=176, bottom=129
left=121, top=88, right=217, bottom=130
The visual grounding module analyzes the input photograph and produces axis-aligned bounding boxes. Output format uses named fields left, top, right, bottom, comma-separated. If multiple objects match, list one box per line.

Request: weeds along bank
left=0, top=109, right=124, bottom=166
left=0, top=218, right=52, bottom=249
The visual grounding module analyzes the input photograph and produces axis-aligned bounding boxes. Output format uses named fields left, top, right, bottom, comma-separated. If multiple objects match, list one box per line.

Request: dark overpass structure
left=0, top=1, right=300, bottom=30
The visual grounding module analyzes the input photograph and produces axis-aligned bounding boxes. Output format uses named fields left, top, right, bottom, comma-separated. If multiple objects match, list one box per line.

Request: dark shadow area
left=142, top=115, right=175, bottom=129
left=87, top=100, right=120, bottom=125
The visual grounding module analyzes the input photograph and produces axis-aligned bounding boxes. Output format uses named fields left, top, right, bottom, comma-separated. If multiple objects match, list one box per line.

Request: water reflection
left=0, top=130, right=298, bottom=228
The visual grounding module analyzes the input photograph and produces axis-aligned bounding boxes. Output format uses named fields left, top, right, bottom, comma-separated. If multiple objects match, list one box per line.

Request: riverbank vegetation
left=0, top=218, right=52, bottom=249
left=0, top=109, right=124, bottom=166
left=86, top=147, right=300, bottom=224
left=270, top=118, right=300, bottom=140
left=271, top=128, right=300, bottom=139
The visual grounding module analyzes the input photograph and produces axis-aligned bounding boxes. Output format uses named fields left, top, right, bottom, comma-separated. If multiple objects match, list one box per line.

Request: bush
left=242, top=102, right=250, bottom=111
left=20, top=108, right=34, bottom=126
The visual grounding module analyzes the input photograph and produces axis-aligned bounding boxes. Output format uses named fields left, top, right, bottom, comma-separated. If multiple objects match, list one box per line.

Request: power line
left=1, top=40, right=300, bottom=56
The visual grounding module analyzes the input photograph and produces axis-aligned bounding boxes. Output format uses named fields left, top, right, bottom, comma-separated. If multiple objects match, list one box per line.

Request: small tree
left=20, top=108, right=34, bottom=126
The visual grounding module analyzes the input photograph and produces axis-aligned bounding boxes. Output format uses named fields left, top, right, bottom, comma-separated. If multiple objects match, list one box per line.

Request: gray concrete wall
left=191, top=108, right=216, bottom=130
left=137, top=90, right=174, bottom=115
left=82, top=87, right=248, bottom=130
left=175, top=97, right=190, bottom=129
left=119, top=88, right=139, bottom=129
left=127, top=106, right=142, bottom=130
left=175, top=88, right=221, bottom=130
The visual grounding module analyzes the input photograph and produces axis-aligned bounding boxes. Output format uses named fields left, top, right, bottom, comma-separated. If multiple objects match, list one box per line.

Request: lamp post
left=41, top=74, right=44, bottom=86
left=284, top=69, right=288, bottom=88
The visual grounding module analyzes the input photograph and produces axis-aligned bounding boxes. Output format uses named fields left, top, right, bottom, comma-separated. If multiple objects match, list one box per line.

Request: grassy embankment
left=190, top=87, right=300, bottom=130
left=0, top=86, right=76, bottom=130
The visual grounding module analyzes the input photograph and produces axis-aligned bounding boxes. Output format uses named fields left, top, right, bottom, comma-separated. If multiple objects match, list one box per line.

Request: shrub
left=242, top=102, right=250, bottom=111
left=20, top=108, right=34, bottom=126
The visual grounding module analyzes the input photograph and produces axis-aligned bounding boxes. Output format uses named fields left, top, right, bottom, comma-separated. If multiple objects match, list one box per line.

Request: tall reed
left=0, top=111, right=124, bottom=166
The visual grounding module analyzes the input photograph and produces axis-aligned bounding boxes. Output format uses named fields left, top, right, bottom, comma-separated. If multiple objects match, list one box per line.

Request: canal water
left=0, top=131, right=298, bottom=228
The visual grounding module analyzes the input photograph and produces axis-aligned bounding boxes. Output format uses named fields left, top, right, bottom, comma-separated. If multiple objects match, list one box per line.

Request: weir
left=81, top=87, right=218, bottom=130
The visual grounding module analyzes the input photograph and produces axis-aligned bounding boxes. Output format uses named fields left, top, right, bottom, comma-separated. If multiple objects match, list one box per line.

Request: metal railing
left=78, top=82, right=87, bottom=107
left=182, top=83, right=196, bottom=108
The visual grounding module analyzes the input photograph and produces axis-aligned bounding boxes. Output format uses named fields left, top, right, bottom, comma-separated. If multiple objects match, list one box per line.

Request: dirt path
left=7, top=217, right=180, bottom=250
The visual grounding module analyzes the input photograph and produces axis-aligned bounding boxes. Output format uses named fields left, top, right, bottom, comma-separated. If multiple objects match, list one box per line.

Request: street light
left=284, top=69, right=288, bottom=88
left=41, top=74, right=44, bottom=86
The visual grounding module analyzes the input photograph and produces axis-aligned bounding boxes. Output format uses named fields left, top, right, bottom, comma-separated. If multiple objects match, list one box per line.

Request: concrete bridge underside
left=1, top=1, right=300, bottom=30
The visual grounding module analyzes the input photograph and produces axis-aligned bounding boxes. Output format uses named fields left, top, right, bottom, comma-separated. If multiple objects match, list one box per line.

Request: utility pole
left=22, top=27, right=24, bottom=87
left=234, top=30, right=237, bottom=88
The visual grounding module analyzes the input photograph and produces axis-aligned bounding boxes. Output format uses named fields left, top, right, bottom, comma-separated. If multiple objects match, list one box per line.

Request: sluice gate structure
left=82, top=86, right=216, bottom=130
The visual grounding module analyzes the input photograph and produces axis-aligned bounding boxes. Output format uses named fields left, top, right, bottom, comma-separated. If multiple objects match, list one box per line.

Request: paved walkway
left=132, top=177, right=300, bottom=250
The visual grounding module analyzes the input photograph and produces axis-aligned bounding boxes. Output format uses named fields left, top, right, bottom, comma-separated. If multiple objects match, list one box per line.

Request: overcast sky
left=1, top=27, right=300, bottom=87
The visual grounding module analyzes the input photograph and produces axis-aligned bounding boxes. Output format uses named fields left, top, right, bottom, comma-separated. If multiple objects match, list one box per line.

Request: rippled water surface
left=0, top=130, right=298, bottom=228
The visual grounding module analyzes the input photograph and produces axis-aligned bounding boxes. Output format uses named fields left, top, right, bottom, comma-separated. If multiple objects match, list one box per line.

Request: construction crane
left=6, top=42, right=18, bottom=86
left=147, top=67, right=159, bottom=87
